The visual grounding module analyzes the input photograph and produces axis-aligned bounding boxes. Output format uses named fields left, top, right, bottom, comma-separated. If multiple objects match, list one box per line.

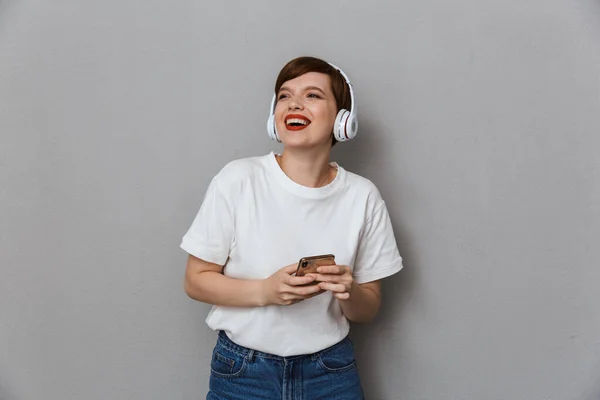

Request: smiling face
left=274, top=72, right=339, bottom=149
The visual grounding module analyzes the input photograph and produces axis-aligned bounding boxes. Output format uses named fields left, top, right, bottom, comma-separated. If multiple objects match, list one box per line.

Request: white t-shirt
left=180, top=152, right=403, bottom=356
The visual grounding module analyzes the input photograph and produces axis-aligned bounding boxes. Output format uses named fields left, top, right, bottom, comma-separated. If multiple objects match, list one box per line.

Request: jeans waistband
left=217, top=330, right=350, bottom=361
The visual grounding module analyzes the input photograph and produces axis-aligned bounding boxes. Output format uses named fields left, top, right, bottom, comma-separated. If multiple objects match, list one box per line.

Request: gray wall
left=1, top=1, right=599, bottom=399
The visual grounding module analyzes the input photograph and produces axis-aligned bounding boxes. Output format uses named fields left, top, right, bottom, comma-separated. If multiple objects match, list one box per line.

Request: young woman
left=181, top=56, right=403, bottom=399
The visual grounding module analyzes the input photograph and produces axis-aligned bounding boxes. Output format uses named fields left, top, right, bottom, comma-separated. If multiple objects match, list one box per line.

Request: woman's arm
left=338, top=280, right=381, bottom=323
left=184, top=255, right=264, bottom=307
left=311, top=265, right=382, bottom=323
left=183, top=255, right=323, bottom=307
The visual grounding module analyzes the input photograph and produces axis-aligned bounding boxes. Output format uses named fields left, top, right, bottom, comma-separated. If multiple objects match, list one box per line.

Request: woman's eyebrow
left=278, top=86, right=327, bottom=95
left=304, top=86, right=327, bottom=95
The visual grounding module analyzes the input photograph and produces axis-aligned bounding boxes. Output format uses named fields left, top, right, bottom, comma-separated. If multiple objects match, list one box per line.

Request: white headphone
left=267, top=62, right=358, bottom=143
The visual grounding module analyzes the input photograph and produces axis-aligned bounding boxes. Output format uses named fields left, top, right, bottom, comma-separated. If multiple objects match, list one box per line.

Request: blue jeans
left=207, top=331, right=364, bottom=400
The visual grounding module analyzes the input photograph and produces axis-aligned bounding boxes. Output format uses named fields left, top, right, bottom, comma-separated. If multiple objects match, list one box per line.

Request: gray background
left=1, top=0, right=599, bottom=399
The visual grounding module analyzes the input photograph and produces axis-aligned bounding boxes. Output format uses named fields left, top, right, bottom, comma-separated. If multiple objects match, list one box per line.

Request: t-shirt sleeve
left=352, top=202, right=403, bottom=284
left=180, top=177, right=234, bottom=266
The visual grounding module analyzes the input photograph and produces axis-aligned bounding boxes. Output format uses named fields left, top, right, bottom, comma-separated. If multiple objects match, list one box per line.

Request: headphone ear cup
left=267, top=115, right=281, bottom=142
left=333, top=109, right=350, bottom=142
left=267, top=94, right=281, bottom=142
left=345, top=114, right=358, bottom=140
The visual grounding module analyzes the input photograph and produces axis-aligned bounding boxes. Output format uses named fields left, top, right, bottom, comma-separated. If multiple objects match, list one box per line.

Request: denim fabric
left=207, top=331, right=364, bottom=400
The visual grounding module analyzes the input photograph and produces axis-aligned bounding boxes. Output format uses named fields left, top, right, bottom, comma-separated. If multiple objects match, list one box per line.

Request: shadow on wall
left=351, top=254, right=416, bottom=400
left=334, top=118, right=418, bottom=400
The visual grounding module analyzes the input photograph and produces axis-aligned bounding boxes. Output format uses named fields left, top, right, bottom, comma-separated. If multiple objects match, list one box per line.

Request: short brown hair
left=274, top=56, right=352, bottom=146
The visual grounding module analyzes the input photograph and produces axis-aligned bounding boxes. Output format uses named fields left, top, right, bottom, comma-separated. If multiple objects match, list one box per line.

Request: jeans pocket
left=317, top=338, right=357, bottom=373
left=210, top=346, right=247, bottom=378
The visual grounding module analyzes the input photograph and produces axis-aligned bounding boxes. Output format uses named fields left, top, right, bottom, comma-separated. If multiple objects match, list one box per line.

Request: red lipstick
left=284, top=114, right=311, bottom=131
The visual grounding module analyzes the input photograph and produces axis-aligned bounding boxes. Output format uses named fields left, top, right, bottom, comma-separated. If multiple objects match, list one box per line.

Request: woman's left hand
left=308, top=265, right=355, bottom=300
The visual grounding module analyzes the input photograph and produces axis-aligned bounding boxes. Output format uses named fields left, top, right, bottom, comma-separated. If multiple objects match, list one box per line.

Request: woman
left=181, top=56, right=403, bottom=399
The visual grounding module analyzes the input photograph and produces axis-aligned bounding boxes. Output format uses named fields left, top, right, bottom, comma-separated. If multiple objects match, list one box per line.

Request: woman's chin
left=280, top=133, right=330, bottom=150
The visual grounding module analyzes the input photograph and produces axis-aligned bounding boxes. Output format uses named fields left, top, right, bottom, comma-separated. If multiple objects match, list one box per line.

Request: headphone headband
left=326, top=62, right=355, bottom=118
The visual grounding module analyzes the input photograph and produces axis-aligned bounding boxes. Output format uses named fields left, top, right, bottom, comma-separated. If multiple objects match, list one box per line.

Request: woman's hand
left=309, top=265, right=355, bottom=300
left=260, top=264, right=325, bottom=306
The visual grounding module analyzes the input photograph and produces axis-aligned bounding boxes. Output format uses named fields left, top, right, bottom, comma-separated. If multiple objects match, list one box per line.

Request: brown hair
left=274, top=56, right=352, bottom=146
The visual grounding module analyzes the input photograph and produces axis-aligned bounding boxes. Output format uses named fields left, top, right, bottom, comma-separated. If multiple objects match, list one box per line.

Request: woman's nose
left=288, top=97, right=303, bottom=110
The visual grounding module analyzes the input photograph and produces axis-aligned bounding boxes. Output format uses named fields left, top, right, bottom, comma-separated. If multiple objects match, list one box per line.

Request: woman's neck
left=276, top=149, right=336, bottom=188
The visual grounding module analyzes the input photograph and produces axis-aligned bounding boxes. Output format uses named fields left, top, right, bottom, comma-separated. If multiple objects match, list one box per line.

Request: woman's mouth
left=285, top=114, right=311, bottom=131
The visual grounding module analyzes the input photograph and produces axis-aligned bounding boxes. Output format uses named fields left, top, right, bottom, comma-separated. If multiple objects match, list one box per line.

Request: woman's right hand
left=260, top=264, right=325, bottom=306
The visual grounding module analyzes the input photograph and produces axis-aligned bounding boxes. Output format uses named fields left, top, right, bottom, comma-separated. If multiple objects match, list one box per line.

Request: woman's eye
left=277, top=93, right=289, bottom=100
left=307, top=93, right=321, bottom=99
